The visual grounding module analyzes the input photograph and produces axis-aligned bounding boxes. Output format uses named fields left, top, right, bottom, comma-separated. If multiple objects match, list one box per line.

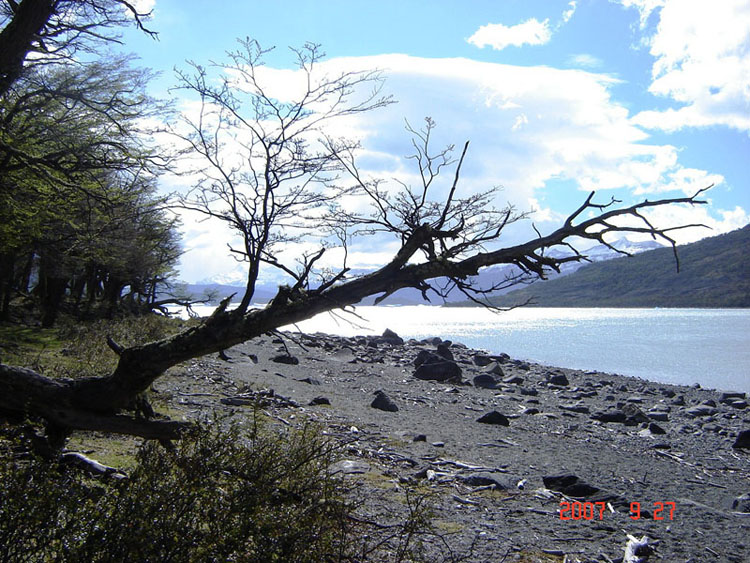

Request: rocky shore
left=154, top=329, right=750, bottom=562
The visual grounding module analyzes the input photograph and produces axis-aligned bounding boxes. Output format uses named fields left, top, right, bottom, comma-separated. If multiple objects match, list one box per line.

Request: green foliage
left=0, top=422, right=354, bottom=562
left=0, top=315, right=183, bottom=379
left=477, top=225, right=750, bottom=308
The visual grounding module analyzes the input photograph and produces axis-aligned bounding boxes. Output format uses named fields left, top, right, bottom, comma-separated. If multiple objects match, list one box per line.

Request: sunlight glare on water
left=178, top=305, right=750, bottom=393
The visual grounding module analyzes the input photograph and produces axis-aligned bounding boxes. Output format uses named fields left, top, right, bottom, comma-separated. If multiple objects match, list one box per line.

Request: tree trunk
left=0, top=0, right=57, bottom=96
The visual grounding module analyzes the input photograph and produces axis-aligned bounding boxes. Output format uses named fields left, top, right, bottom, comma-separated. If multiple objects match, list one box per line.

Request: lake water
left=181, top=305, right=750, bottom=393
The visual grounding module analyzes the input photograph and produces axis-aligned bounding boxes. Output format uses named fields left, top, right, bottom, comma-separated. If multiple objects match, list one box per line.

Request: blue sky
left=123, top=1, right=749, bottom=283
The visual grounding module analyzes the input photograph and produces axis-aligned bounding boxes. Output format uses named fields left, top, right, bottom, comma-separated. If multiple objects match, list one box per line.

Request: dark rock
left=720, top=392, right=746, bottom=404
left=661, top=388, right=676, bottom=398
left=371, top=391, right=398, bottom=412
left=413, top=434, right=427, bottom=442
left=472, top=354, right=494, bottom=367
left=732, top=493, right=750, bottom=513
left=547, top=372, right=569, bottom=386
left=671, top=395, right=686, bottom=406
left=431, top=441, right=445, bottom=447
left=733, top=429, right=750, bottom=449
left=381, top=328, right=404, bottom=345
left=271, top=354, right=299, bottom=365
left=477, top=411, right=510, bottom=426
left=684, top=405, right=718, bottom=418
left=560, top=403, right=590, bottom=414
left=483, top=362, right=504, bottom=376
left=729, top=400, right=748, bottom=410
left=648, top=422, right=667, bottom=435
left=591, top=409, right=627, bottom=423
left=220, top=397, right=254, bottom=406
left=503, top=374, right=524, bottom=385
left=702, top=399, right=717, bottom=407
left=543, top=474, right=600, bottom=498
left=458, top=474, right=506, bottom=489
left=523, top=407, right=540, bottom=415
left=623, top=403, right=650, bottom=425
left=647, top=411, right=669, bottom=422
left=414, top=360, right=462, bottom=382
left=298, top=377, right=321, bottom=385
left=517, top=362, right=531, bottom=371
left=309, top=396, right=331, bottom=406
left=520, top=387, right=538, bottom=396
left=414, top=350, right=441, bottom=368
left=436, top=343, right=454, bottom=361
left=473, top=373, right=499, bottom=389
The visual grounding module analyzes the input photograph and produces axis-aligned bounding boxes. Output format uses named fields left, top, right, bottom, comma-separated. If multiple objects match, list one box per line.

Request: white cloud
left=567, top=54, right=603, bottom=68
left=562, top=1, right=578, bottom=24
left=624, top=0, right=750, bottom=132
left=467, top=19, right=552, bottom=51
left=131, top=0, right=156, bottom=13
left=169, top=53, right=741, bottom=281
left=616, top=0, right=665, bottom=28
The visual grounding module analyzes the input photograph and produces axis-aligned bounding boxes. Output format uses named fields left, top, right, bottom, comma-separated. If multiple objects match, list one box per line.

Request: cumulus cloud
left=467, top=2, right=577, bottom=52
left=621, top=0, right=750, bottom=132
left=171, top=53, right=740, bottom=281
left=467, top=19, right=552, bottom=51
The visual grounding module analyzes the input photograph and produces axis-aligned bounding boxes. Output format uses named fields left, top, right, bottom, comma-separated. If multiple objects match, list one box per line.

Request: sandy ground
left=152, top=330, right=750, bottom=563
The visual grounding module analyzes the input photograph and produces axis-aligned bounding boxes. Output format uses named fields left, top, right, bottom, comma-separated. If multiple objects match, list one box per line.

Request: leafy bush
left=0, top=420, right=360, bottom=562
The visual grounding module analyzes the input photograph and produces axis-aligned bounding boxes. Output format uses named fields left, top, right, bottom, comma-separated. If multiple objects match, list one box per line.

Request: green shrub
left=0, top=420, right=357, bottom=562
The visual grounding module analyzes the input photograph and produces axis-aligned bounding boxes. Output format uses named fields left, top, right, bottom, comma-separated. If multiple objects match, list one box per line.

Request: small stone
left=542, top=474, right=600, bottom=498
left=590, top=409, right=627, bottom=423
left=309, top=396, right=330, bottom=406
left=472, top=354, right=493, bottom=367
left=413, top=360, right=462, bottom=382
left=547, top=372, right=569, bottom=386
left=431, top=441, right=445, bottom=447
left=298, top=377, right=321, bottom=385
left=720, top=392, right=746, bottom=404
left=477, top=411, right=510, bottom=426
left=502, top=375, right=524, bottom=385
left=271, top=354, right=299, bottom=365
left=647, top=411, right=669, bottom=422
left=649, top=422, right=667, bottom=435
left=522, top=407, right=540, bottom=415
left=371, top=391, right=398, bottom=412
left=732, top=493, right=750, bottom=513
left=458, top=474, right=506, bottom=489
left=684, top=405, right=718, bottom=418
left=473, top=373, right=499, bottom=389
left=483, top=362, right=504, bottom=376
left=560, top=403, right=590, bottom=414
left=381, top=328, right=404, bottom=345
left=733, top=429, right=750, bottom=449
left=413, top=434, right=427, bottom=442
left=436, top=343, right=454, bottom=361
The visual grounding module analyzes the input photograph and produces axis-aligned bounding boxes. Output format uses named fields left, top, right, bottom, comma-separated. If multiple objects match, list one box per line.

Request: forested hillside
left=477, top=225, right=750, bottom=308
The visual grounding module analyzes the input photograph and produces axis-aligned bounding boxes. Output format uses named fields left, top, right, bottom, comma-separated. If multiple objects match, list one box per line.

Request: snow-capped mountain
left=185, top=237, right=666, bottom=305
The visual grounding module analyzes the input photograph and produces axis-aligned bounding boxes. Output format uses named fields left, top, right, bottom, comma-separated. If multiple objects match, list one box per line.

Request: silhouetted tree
left=0, top=40, right=710, bottom=453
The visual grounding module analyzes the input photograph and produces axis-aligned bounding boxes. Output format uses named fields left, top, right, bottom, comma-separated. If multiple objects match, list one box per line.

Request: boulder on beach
left=414, top=360, right=462, bottom=383
left=371, top=390, right=399, bottom=412
left=476, top=411, right=510, bottom=426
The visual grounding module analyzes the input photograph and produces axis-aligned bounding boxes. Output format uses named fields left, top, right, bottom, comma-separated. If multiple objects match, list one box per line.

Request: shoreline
left=152, top=329, right=750, bottom=562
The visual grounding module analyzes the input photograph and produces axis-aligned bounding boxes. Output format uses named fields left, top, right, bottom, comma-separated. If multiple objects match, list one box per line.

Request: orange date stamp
left=559, top=501, right=676, bottom=520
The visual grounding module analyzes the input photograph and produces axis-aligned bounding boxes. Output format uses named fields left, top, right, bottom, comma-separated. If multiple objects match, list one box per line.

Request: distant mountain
left=357, top=237, right=663, bottom=305
left=461, top=225, right=750, bottom=308
left=181, top=237, right=666, bottom=306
